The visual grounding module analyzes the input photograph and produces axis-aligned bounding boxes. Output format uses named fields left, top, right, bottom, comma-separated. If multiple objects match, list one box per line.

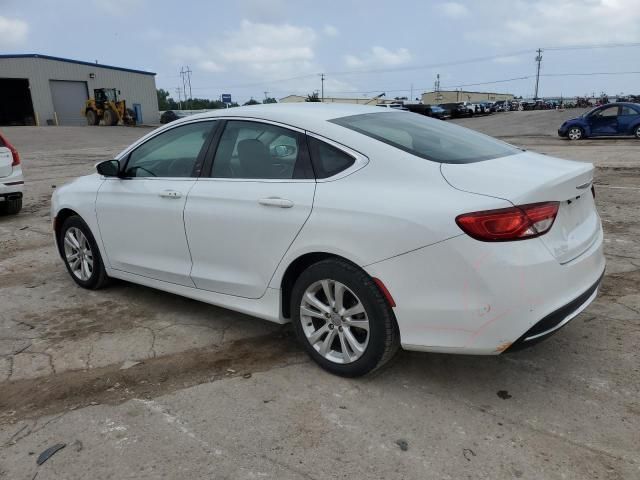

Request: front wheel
left=59, top=215, right=110, bottom=289
left=567, top=126, right=584, bottom=140
left=291, top=259, right=399, bottom=377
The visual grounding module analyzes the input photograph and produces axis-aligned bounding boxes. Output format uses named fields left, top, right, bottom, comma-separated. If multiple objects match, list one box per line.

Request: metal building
left=0, top=54, right=159, bottom=126
left=422, top=90, right=514, bottom=104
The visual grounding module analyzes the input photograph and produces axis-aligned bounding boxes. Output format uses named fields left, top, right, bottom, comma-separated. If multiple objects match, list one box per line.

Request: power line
left=162, top=42, right=640, bottom=94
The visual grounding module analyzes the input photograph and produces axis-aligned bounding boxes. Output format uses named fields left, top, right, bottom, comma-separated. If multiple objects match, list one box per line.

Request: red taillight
left=9, top=145, right=20, bottom=166
left=456, top=202, right=559, bottom=242
left=0, top=134, right=20, bottom=166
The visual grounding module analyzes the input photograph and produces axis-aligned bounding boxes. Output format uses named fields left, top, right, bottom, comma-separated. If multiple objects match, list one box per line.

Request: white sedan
left=51, top=104, right=605, bottom=377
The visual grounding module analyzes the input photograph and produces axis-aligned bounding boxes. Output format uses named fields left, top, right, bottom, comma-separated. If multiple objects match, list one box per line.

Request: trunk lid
left=441, top=151, right=600, bottom=264
left=0, top=147, right=13, bottom=178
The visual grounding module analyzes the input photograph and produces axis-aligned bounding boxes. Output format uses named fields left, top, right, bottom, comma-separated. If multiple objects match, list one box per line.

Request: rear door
left=588, top=105, right=620, bottom=136
left=184, top=119, right=315, bottom=298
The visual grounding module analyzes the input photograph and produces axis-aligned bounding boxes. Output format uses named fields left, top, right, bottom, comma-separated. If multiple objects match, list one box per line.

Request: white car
left=51, top=104, right=605, bottom=377
left=0, top=132, right=24, bottom=215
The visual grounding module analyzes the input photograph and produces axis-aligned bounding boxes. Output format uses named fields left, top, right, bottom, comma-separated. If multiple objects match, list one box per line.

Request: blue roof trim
left=0, top=54, right=156, bottom=76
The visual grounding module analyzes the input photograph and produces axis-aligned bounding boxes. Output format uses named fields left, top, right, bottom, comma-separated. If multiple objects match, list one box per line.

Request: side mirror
left=96, top=159, right=120, bottom=177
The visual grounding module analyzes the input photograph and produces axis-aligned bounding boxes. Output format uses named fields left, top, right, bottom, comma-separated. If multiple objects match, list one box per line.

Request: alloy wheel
left=300, top=279, right=370, bottom=364
left=568, top=127, right=583, bottom=140
left=63, top=227, right=94, bottom=281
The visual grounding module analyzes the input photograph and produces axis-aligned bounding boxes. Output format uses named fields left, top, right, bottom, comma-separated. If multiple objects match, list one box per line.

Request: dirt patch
left=19, top=300, right=157, bottom=343
left=0, top=329, right=305, bottom=426
left=599, top=269, right=640, bottom=298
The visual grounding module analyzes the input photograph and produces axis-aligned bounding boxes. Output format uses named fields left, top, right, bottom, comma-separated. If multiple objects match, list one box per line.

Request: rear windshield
left=330, top=112, right=519, bottom=164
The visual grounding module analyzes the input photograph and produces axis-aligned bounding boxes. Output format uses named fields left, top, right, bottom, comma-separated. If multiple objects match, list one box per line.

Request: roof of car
left=182, top=103, right=394, bottom=131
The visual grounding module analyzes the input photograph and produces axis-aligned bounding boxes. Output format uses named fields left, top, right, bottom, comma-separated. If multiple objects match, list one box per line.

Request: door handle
left=159, top=190, right=183, bottom=199
left=258, top=197, right=294, bottom=208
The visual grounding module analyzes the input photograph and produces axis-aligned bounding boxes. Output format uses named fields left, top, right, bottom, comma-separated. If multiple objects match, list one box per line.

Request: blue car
left=558, top=102, right=640, bottom=140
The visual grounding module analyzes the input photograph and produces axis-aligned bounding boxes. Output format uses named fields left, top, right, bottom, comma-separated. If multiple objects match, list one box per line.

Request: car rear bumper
left=504, top=270, right=603, bottom=352
left=365, top=224, right=605, bottom=355
left=0, top=166, right=24, bottom=198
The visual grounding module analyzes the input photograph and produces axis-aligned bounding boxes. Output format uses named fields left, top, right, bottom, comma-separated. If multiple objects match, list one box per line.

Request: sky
left=1, top=0, right=639, bottom=104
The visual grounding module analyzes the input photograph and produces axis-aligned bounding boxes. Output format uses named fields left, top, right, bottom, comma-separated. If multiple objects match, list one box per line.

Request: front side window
left=594, top=106, right=618, bottom=117
left=211, top=121, right=310, bottom=179
left=331, top=112, right=519, bottom=164
left=124, top=121, right=215, bottom=177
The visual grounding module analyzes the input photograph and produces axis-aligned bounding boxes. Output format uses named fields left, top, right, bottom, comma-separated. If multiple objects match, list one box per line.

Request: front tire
left=291, top=259, right=399, bottom=377
left=103, top=109, right=117, bottom=126
left=567, top=126, right=584, bottom=140
left=59, top=215, right=110, bottom=289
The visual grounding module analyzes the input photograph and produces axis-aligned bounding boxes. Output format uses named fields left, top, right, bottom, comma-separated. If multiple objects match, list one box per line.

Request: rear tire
left=0, top=197, right=22, bottom=215
left=58, top=215, right=111, bottom=289
left=567, top=126, right=584, bottom=140
left=86, top=109, right=99, bottom=125
left=634, top=125, right=640, bottom=139
left=290, top=258, right=399, bottom=377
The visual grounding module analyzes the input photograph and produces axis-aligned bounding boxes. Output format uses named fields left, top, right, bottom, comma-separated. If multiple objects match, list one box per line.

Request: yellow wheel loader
left=82, top=88, right=136, bottom=126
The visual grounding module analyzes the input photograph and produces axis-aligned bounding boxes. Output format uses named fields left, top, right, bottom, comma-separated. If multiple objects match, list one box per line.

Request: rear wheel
left=0, top=197, right=22, bottom=215
left=291, top=259, right=399, bottom=377
left=567, top=126, right=584, bottom=140
left=634, top=125, right=640, bottom=139
left=59, top=215, right=110, bottom=289
left=86, top=109, right=99, bottom=125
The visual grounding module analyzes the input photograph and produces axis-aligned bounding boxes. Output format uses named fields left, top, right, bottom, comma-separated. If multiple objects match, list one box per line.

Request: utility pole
left=320, top=73, right=325, bottom=102
left=264, top=91, right=269, bottom=100
left=534, top=48, right=543, bottom=100
left=180, top=66, right=193, bottom=108
left=175, top=87, right=182, bottom=110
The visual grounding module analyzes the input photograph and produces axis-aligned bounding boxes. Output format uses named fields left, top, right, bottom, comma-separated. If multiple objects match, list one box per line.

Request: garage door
left=50, top=80, right=89, bottom=126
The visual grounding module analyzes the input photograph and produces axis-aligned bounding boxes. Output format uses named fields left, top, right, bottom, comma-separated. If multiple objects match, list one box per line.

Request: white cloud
left=168, top=20, right=318, bottom=79
left=323, top=24, right=339, bottom=37
left=438, top=2, right=470, bottom=18
left=0, top=16, right=28, bottom=47
left=345, top=46, right=412, bottom=69
left=465, top=0, right=640, bottom=47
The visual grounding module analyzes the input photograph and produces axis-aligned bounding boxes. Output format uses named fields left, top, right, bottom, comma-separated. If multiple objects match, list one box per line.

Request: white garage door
left=50, top=80, right=89, bottom=126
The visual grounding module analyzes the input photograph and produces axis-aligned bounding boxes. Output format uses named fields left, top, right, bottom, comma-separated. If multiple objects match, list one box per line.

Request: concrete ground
left=0, top=111, right=638, bottom=479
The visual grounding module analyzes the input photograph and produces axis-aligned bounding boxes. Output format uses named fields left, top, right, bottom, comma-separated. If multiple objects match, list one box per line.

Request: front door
left=96, top=120, right=217, bottom=286
left=589, top=105, right=620, bottom=136
left=184, top=119, right=316, bottom=298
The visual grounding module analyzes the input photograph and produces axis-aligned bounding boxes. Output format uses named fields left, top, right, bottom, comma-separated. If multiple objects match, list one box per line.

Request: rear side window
left=307, top=137, right=355, bottom=179
left=330, top=112, right=519, bottom=164
left=620, top=106, right=638, bottom=116
left=211, top=121, right=312, bottom=179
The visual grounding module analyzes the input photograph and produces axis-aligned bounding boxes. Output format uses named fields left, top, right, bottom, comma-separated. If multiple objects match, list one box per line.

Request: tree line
left=157, top=89, right=278, bottom=110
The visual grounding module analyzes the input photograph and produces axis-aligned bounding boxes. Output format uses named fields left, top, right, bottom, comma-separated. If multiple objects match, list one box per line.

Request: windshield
left=330, top=112, right=519, bottom=164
